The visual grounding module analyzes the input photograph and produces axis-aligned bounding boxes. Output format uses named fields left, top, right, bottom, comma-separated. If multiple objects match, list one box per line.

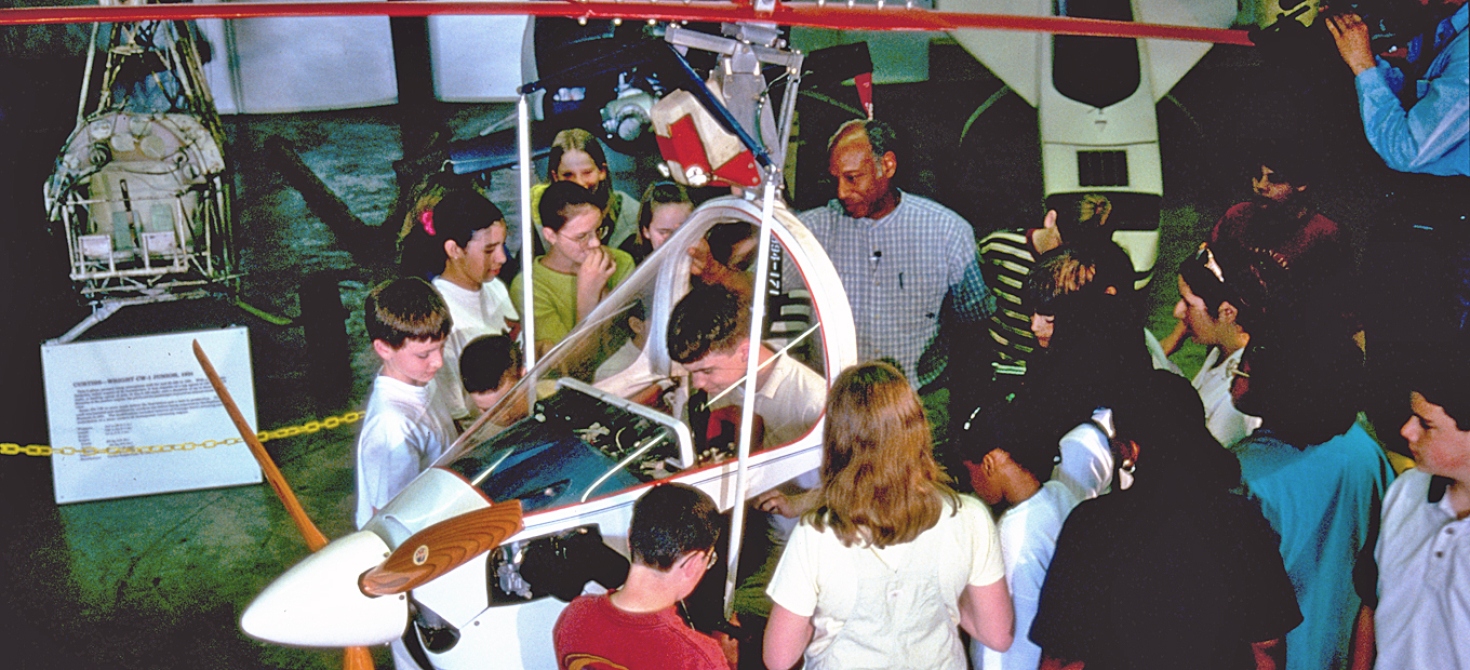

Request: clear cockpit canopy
left=440, top=196, right=831, bottom=515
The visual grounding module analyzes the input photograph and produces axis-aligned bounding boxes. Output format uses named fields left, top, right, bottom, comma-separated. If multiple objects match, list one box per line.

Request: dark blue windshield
left=448, top=383, right=679, bottom=513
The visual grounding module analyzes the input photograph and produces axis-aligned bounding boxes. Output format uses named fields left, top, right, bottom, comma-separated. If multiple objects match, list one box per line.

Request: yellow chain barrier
left=0, top=410, right=365, bottom=457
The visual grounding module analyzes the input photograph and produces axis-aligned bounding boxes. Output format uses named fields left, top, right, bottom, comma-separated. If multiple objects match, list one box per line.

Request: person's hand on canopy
left=755, top=488, right=818, bottom=519
left=688, top=238, right=754, bottom=298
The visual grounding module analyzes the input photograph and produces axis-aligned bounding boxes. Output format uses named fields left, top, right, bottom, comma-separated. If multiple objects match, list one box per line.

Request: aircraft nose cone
left=240, top=530, right=409, bottom=647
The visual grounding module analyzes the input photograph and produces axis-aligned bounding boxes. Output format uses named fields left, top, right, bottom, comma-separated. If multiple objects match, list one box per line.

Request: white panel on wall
left=428, top=15, right=529, bottom=102
left=196, top=1, right=398, bottom=115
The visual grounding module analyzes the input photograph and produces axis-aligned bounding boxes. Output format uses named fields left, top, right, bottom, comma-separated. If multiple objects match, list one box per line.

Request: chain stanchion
left=1, top=410, right=366, bottom=457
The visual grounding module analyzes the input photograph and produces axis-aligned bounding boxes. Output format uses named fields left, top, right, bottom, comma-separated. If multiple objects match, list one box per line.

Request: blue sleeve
left=1355, top=35, right=1469, bottom=175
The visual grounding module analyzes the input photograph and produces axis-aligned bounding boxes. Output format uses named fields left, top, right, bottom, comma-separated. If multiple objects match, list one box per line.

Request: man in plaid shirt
left=799, top=119, right=994, bottom=441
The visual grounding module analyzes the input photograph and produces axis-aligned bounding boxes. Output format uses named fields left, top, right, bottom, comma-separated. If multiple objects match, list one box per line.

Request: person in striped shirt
left=978, top=194, right=1114, bottom=370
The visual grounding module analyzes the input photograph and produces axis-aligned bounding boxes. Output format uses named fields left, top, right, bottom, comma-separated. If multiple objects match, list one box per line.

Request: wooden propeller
left=359, top=500, right=525, bottom=597
left=193, top=340, right=375, bottom=670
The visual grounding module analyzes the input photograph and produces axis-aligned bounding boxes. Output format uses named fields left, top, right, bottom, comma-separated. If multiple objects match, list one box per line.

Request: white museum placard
left=42, top=327, right=264, bottom=504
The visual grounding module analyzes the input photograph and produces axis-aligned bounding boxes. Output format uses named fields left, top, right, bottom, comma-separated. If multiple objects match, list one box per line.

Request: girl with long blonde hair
left=763, top=361, right=1015, bottom=670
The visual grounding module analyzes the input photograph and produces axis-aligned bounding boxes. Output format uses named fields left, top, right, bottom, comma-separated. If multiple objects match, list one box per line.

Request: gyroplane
left=2, top=2, right=1248, bottom=669
left=241, top=194, right=853, bottom=670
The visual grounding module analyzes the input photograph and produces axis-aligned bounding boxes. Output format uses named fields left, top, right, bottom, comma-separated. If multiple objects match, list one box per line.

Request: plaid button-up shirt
left=799, top=191, right=993, bottom=390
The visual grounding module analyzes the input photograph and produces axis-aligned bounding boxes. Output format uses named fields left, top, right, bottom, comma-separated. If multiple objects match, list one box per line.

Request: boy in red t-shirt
left=553, top=483, right=735, bottom=670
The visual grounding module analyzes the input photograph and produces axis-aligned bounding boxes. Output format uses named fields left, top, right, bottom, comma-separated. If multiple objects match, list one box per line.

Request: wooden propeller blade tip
left=343, top=645, right=375, bottom=670
left=358, top=500, right=525, bottom=597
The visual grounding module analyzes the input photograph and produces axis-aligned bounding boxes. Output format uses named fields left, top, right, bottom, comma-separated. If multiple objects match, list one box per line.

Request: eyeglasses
left=703, top=548, right=718, bottom=570
left=1226, top=359, right=1250, bottom=379
left=559, top=222, right=611, bottom=246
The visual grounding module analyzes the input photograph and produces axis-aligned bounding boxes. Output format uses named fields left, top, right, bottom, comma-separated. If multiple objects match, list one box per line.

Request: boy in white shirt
left=354, top=277, right=458, bottom=530
left=965, top=416, right=1080, bottom=670
left=1351, top=351, right=1470, bottom=670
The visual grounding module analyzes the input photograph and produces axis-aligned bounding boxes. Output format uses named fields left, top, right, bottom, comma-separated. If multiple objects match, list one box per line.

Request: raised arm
left=575, top=247, right=618, bottom=325
left=1327, top=13, right=1377, bottom=76
left=1330, top=12, right=1470, bottom=174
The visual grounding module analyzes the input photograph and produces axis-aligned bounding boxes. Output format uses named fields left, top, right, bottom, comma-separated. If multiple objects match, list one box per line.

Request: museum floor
left=0, top=36, right=1405, bottom=669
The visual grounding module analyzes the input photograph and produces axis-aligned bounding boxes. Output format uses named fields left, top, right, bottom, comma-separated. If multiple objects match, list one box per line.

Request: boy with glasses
left=553, top=483, right=735, bottom=670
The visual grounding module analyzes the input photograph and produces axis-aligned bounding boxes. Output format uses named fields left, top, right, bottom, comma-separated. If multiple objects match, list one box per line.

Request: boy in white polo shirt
left=1352, top=351, right=1470, bottom=670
